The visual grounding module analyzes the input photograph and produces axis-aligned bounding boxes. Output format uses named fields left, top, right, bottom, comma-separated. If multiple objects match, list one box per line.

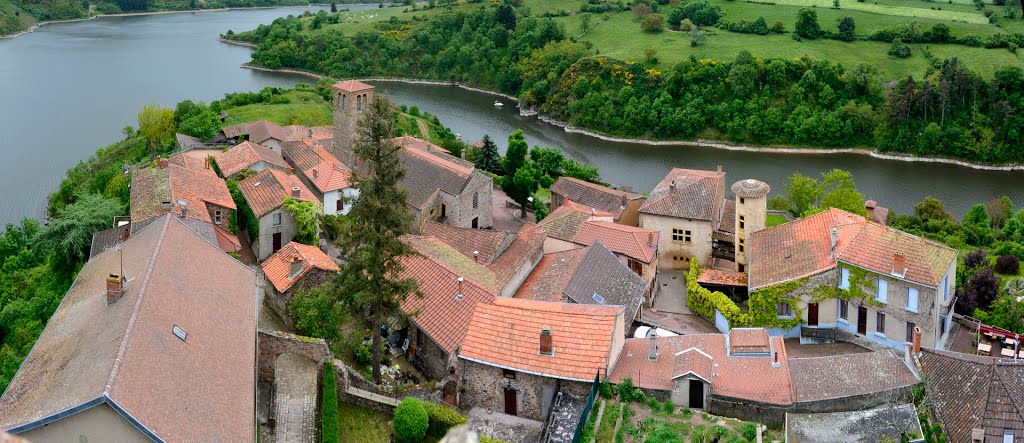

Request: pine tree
left=332, top=96, right=419, bottom=384
left=476, top=134, right=502, bottom=174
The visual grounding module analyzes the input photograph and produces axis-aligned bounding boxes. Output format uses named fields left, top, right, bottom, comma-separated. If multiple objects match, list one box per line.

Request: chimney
left=289, top=254, right=303, bottom=280
left=179, top=207, right=187, bottom=219
left=591, top=208, right=597, bottom=216
left=893, top=253, right=906, bottom=276
left=456, top=277, right=464, bottom=301
left=312, top=168, right=319, bottom=178
left=648, top=231, right=655, bottom=246
left=473, top=251, right=480, bottom=263
left=204, top=156, right=211, bottom=169
left=161, top=200, right=172, bottom=211
left=829, top=227, right=839, bottom=258
left=771, top=351, right=781, bottom=368
left=621, top=194, right=628, bottom=208
left=106, top=273, right=123, bottom=304
left=648, top=333, right=659, bottom=360
left=157, top=157, right=168, bottom=169
left=121, top=227, right=130, bottom=241
left=286, top=167, right=295, bottom=176
left=539, top=328, right=553, bottom=355
left=912, top=326, right=922, bottom=356
left=670, top=179, right=677, bottom=190
left=291, top=186, right=301, bottom=198
left=716, top=164, right=723, bottom=173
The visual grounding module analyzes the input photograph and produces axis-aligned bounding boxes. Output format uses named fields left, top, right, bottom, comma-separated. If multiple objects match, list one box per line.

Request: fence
left=571, top=373, right=601, bottom=443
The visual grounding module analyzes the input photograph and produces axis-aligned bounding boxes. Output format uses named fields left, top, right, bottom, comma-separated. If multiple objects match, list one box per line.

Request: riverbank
left=237, top=64, right=1024, bottom=172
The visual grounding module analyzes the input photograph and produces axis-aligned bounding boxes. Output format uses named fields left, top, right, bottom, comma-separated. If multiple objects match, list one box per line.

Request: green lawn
left=338, top=403, right=392, bottom=443
left=768, top=0, right=989, bottom=23
left=767, top=213, right=789, bottom=227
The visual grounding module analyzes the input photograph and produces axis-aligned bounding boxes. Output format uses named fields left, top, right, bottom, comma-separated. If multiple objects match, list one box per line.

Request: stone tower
left=331, top=80, right=375, bottom=165
left=732, top=179, right=770, bottom=273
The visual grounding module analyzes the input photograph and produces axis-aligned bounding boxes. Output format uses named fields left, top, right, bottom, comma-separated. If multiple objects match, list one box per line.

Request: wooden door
left=503, top=387, right=517, bottom=416
left=272, top=232, right=282, bottom=252
left=689, top=379, right=704, bottom=409
left=857, top=306, right=868, bottom=335
left=807, top=303, right=819, bottom=326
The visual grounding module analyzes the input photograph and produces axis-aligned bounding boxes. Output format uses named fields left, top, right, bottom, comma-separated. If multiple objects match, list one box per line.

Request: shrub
left=422, top=401, right=467, bottom=438
left=671, top=1, right=722, bottom=26
left=618, top=377, right=646, bottom=403
left=741, top=422, right=758, bottom=441
left=662, top=399, right=675, bottom=414
left=394, top=398, right=429, bottom=443
left=599, top=380, right=615, bottom=399
left=646, top=395, right=661, bottom=410
left=888, top=38, right=911, bottom=57
left=795, top=8, right=822, bottom=39
left=689, top=27, right=707, bottom=47
left=994, top=242, right=1024, bottom=261
left=321, top=363, right=340, bottom=443
left=995, top=255, right=1020, bottom=274
left=964, top=248, right=988, bottom=269
left=680, top=407, right=694, bottom=418
left=641, top=13, right=665, bottom=32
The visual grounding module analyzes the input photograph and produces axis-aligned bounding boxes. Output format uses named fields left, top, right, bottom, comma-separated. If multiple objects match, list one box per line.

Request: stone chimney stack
left=648, top=333, right=659, bottom=361
left=830, top=228, right=839, bottom=258
left=291, top=186, right=301, bottom=199
left=289, top=254, right=303, bottom=280
left=106, top=273, right=123, bottom=304
left=912, top=326, right=922, bottom=356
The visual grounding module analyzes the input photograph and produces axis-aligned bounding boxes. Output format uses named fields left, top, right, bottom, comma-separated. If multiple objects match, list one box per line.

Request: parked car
left=634, top=325, right=679, bottom=338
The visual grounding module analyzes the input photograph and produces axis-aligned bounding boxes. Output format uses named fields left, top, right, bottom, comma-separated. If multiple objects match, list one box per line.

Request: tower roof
left=731, top=179, right=770, bottom=199
left=332, top=80, right=374, bottom=92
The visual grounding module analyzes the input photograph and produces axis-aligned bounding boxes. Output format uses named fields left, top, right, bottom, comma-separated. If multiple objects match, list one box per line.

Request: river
left=1, top=6, right=1021, bottom=225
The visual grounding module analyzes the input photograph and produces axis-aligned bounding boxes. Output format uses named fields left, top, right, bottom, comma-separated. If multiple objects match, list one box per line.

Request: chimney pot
left=121, top=227, right=130, bottom=241
left=830, top=228, right=839, bottom=258
left=912, top=326, right=922, bottom=356
left=772, top=351, right=781, bottom=368
left=312, top=168, right=318, bottom=178
left=716, top=165, right=723, bottom=173
left=291, top=186, right=301, bottom=198
left=204, top=156, right=211, bottom=169
left=106, top=273, right=123, bottom=304
left=621, top=194, right=628, bottom=207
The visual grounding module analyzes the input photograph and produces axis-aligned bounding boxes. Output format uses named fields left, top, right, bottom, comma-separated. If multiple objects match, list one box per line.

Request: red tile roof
left=696, top=269, right=748, bottom=287
left=238, top=169, right=317, bottom=217
left=214, top=224, right=242, bottom=253
left=130, top=163, right=236, bottom=224
left=282, top=140, right=352, bottom=193
left=728, top=328, right=772, bottom=355
left=537, top=201, right=613, bottom=241
left=640, top=168, right=725, bottom=221
left=422, top=222, right=510, bottom=265
left=460, top=298, right=623, bottom=382
left=261, top=241, right=340, bottom=293
left=550, top=177, right=641, bottom=219
left=672, top=348, right=714, bottom=382
left=217, top=141, right=288, bottom=177
left=222, top=120, right=289, bottom=145
left=573, top=221, right=657, bottom=264
left=514, top=249, right=588, bottom=302
left=394, top=135, right=450, bottom=154
left=333, top=80, right=374, bottom=92
left=748, top=208, right=957, bottom=289
left=609, top=333, right=794, bottom=404
left=168, top=149, right=221, bottom=176
left=0, top=215, right=257, bottom=440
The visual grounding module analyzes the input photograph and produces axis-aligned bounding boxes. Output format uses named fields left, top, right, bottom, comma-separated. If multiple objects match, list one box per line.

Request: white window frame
left=906, top=287, right=919, bottom=313
left=839, top=267, right=850, bottom=290
left=876, top=311, right=886, bottom=334
left=838, top=299, right=849, bottom=321
left=942, top=275, right=949, bottom=303
left=876, top=278, right=888, bottom=303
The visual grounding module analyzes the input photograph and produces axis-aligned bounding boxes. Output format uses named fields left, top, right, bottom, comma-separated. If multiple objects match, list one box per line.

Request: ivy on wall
left=748, top=278, right=807, bottom=329
left=686, top=258, right=752, bottom=327
left=811, top=264, right=885, bottom=308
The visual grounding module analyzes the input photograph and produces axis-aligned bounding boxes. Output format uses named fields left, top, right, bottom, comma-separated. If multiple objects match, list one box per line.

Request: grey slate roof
left=640, top=168, right=725, bottom=221
left=788, top=350, right=919, bottom=403
left=397, top=148, right=476, bottom=210
left=919, top=348, right=1024, bottom=443
left=563, top=241, right=646, bottom=321
left=549, top=177, right=640, bottom=219
left=785, top=404, right=923, bottom=443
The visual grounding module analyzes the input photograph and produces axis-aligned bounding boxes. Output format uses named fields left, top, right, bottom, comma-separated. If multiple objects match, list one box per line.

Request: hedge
left=422, top=401, right=468, bottom=438
left=686, top=258, right=752, bottom=327
left=321, top=362, right=339, bottom=443
left=394, top=397, right=429, bottom=443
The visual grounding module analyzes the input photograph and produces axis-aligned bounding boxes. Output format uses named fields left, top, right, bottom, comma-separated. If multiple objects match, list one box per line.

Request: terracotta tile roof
left=217, top=141, right=288, bottom=177
left=537, top=204, right=593, bottom=241
left=460, top=298, right=623, bottom=382
left=394, top=135, right=450, bottom=154
left=573, top=221, right=657, bottom=264
left=406, top=236, right=498, bottom=291
left=639, top=168, right=725, bottom=221
left=0, top=215, right=257, bottom=440
left=130, top=163, right=235, bottom=224
left=214, top=224, right=242, bottom=253
left=282, top=140, right=352, bottom=193
left=748, top=208, right=957, bottom=290
left=333, top=79, right=374, bottom=92
left=284, top=125, right=333, bottom=142
left=168, top=148, right=221, bottom=176
left=238, top=169, right=317, bottom=217
left=728, top=328, right=772, bottom=355
left=261, top=241, right=340, bottom=293
left=563, top=242, right=647, bottom=321
left=920, top=348, right=1024, bottom=443
left=789, top=351, right=919, bottom=403
left=222, top=120, right=288, bottom=144
left=422, top=222, right=511, bottom=265
left=609, top=333, right=794, bottom=404
left=399, top=251, right=496, bottom=353
left=487, top=223, right=546, bottom=292
left=696, top=269, right=747, bottom=287
left=717, top=198, right=736, bottom=234
left=550, top=177, right=641, bottom=219
left=672, top=348, right=714, bottom=382
left=515, top=249, right=588, bottom=303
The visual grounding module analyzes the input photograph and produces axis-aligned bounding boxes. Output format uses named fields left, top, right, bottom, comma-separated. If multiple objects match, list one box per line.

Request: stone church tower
left=331, top=80, right=375, bottom=165
left=732, top=179, right=770, bottom=273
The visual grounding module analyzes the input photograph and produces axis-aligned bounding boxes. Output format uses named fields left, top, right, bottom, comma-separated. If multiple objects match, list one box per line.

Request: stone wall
left=640, top=214, right=714, bottom=271
left=257, top=329, right=332, bottom=382
left=409, top=323, right=451, bottom=381
left=265, top=269, right=337, bottom=332
left=459, top=360, right=591, bottom=421
left=708, top=385, right=916, bottom=427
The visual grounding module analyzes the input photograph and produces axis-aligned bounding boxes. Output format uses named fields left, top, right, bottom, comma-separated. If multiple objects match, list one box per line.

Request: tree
left=501, top=129, right=529, bottom=189
left=641, top=13, right=665, bottom=33
left=785, top=172, right=822, bottom=217
left=966, top=267, right=1000, bottom=310
left=963, top=204, right=994, bottom=246
left=964, top=248, right=988, bottom=270
left=177, top=103, right=221, bottom=140
left=819, top=169, right=867, bottom=216
left=984, top=294, right=1024, bottom=333
left=837, top=16, right=856, bottom=41
left=529, top=146, right=565, bottom=178
left=36, top=193, right=124, bottom=275
left=795, top=8, right=822, bottom=39
left=986, top=196, right=1013, bottom=229
left=579, top=13, right=592, bottom=34
left=475, top=134, right=502, bottom=174
left=689, top=27, right=707, bottom=47
left=282, top=197, right=321, bottom=245
left=508, top=163, right=539, bottom=211
left=645, top=47, right=658, bottom=64
left=290, top=285, right=343, bottom=340
left=888, top=38, right=911, bottom=58
left=632, top=2, right=653, bottom=17
left=138, top=105, right=175, bottom=161
left=533, top=197, right=549, bottom=221
left=331, top=96, right=419, bottom=384
left=915, top=196, right=953, bottom=222
left=495, top=3, right=516, bottom=30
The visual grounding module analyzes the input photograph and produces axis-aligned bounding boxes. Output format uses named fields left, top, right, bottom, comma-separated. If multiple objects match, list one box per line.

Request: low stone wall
left=709, top=385, right=916, bottom=426
left=257, top=329, right=332, bottom=382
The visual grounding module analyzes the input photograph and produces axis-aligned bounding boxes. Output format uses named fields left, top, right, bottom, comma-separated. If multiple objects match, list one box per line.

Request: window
left=876, top=278, right=888, bottom=303
left=1004, top=430, right=1014, bottom=443
left=672, top=255, right=686, bottom=263
left=214, top=210, right=223, bottom=225
left=906, top=321, right=916, bottom=342
left=503, top=368, right=516, bottom=379
left=738, top=239, right=745, bottom=254
left=740, top=197, right=746, bottom=204
left=341, top=94, right=347, bottom=111
left=839, top=267, right=850, bottom=290
left=942, top=275, right=949, bottom=302
left=172, top=325, right=187, bottom=342
left=472, top=192, right=479, bottom=209
left=876, top=312, right=886, bottom=334
left=739, top=215, right=745, bottom=230
left=671, top=228, right=692, bottom=244
left=777, top=302, right=793, bottom=317
left=839, top=300, right=849, bottom=320
left=628, top=259, right=643, bottom=276
left=272, top=212, right=282, bottom=226
left=907, top=287, right=919, bottom=312
left=336, top=199, right=344, bottom=213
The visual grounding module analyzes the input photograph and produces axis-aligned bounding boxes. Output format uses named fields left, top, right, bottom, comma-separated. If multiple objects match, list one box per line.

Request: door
left=857, top=306, right=868, bottom=335
left=688, top=379, right=704, bottom=409
left=471, top=217, right=478, bottom=229
left=807, top=303, right=819, bottom=326
left=272, top=232, right=282, bottom=252
left=503, top=387, right=518, bottom=416
left=440, top=204, right=447, bottom=219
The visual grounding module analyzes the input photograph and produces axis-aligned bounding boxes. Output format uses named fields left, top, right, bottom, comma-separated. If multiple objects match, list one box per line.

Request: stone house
left=0, top=215, right=258, bottom=442
left=237, top=168, right=318, bottom=261
left=640, top=168, right=733, bottom=270
left=261, top=241, right=340, bottom=330
left=281, top=139, right=357, bottom=216
left=748, top=208, right=959, bottom=351
left=550, top=176, right=644, bottom=226
left=459, top=298, right=626, bottom=419
left=330, top=80, right=375, bottom=165
left=537, top=200, right=615, bottom=254
left=213, top=140, right=290, bottom=179
left=131, top=157, right=237, bottom=228
left=90, top=215, right=241, bottom=258
left=221, top=120, right=290, bottom=155
left=515, top=241, right=647, bottom=322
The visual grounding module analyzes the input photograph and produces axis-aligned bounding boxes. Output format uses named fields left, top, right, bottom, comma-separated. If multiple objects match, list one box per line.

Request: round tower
left=731, top=179, right=770, bottom=273
left=331, top=80, right=376, bottom=165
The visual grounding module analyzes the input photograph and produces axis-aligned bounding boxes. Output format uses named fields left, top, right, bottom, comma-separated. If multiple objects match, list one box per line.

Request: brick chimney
left=772, top=351, right=781, bottom=368
left=539, top=328, right=553, bottom=355
left=204, top=156, right=211, bottom=169
left=157, top=157, right=168, bottom=169
left=917, top=323, right=925, bottom=353
left=473, top=250, right=480, bottom=263
left=121, top=227, right=130, bottom=241
left=106, top=273, right=123, bottom=304
left=893, top=253, right=906, bottom=276
left=312, top=168, right=319, bottom=179
left=648, top=333, right=659, bottom=361
left=289, top=254, right=303, bottom=280
left=291, top=186, right=301, bottom=198
left=621, top=194, right=628, bottom=208
left=648, top=231, right=656, bottom=247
